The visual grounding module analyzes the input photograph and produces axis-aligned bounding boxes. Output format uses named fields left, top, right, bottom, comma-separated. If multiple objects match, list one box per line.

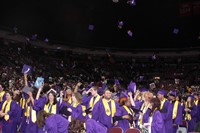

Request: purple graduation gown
left=151, top=110, right=165, bottom=133
left=63, top=102, right=86, bottom=121
left=92, top=99, right=116, bottom=130
left=185, top=104, right=198, bottom=132
left=86, top=118, right=107, bottom=133
left=160, top=100, right=173, bottom=133
left=172, top=102, right=183, bottom=133
left=45, top=114, right=69, bottom=133
left=0, top=100, right=17, bottom=133
left=114, top=106, right=132, bottom=132
left=13, top=102, right=22, bottom=133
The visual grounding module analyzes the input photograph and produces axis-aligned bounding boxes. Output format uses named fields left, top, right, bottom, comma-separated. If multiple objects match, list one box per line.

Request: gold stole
left=123, top=105, right=133, bottom=128
left=1, top=100, right=12, bottom=121
left=68, top=97, right=72, bottom=104
left=0, top=91, right=5, bottom=102
left=137, top=96, right=142, bottom=101
left=139, top=103, right=150, bottom=127
left=185, top=102, right=191, bottom=121
left=195, top=100, right=199, bottom=106
left=24, top=104, right=37, bottom=123
left=44, top=103, right=57, bottom=114
left=89, top=95, right=101, bottom=108
left=88, top=95, right=101, bottom=118
left=172, top=100, right=179, bottom=119
left=82, top=105, right=86, bottom=116
left=102, top=99, right=116, bottom=117
left=20, top=98, right=26, bottom=109
left=160, top=98, right=166, bottom=110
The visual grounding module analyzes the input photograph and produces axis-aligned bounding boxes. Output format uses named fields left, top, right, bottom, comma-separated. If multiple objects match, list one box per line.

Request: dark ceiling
left=0, top=0, right=199, bottom=49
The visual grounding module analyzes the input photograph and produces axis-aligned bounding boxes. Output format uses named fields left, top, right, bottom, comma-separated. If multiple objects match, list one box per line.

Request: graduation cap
left=22, top=64, right=32, bottom=74
left=115, top=79, right=120, bottom=85
left=157, top=89, right=167, bottom=96
left=173, top=28, right=179, bottom=34
left=175, top=79, right=179, bottom=84
left=140, top=88, right=148, bottom=92
left=127, top=81, right=136, bottom=93
left=127, top=30, right=133, bottom=37
left=188, top=95, right=194, bottom=100
left=88, top=24, right=94, bottom=31
left=34, top=77, right=44, bottom=89
left=169, top=91, right=177, bottom=97
left=118, top=21, right=124, bottom=29
left=22, top=86, right=33, bottom=94
left=47, top=88, right=57, bottom=95
left=149, top=83, right=156, bottom=89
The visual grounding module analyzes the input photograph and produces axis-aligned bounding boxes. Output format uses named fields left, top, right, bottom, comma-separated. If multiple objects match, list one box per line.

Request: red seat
left=125, top=128, right=141, bottom=133
left=182, top=120, right=188, bottom=130
left=108, top=127, right=123, bottom=133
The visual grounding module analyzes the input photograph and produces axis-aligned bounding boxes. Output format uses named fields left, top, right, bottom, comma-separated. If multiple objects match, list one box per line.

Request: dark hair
left=46, top=91, right=57, bottom=105
left=14, top=92, right=22, bottom=103
left=68, top=119, right=85, bottom=133
left=6, top=90, right=13, bottom=97
left=37, top=110, right=52, bottom=128
left=150, top=97, right=161, bottom=116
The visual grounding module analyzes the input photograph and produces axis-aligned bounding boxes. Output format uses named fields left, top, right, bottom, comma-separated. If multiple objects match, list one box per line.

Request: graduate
left=113, top=96, right=135, bottom=132
left=168, top=91, right=183, bottom=133
left=92, top=89, right=117, bottom=130
left=64, top=92, right=86, bottom=121
left=143, top=97, right=165, bottom=133
left=83, top=86, right=101, bottom=118
left=194, top=93, right=200, bottom=123
left=63, top=89, right=73, bottom=104
left=184, top=95, right=197, bottom=132
left=24, top=91, right=38, bottom=133
left=157, top=89, right=173, bottom=133
left=13, top=92, right=23, bottom=133
left=0, top=83, right=6, bottom=103
left=86, top=118, right=107, bottom=133
left=0, top=91, right=17, bottom=133
left=37, top=110, right=69, bottom=133
left=138, top=91, right=153, bottom=129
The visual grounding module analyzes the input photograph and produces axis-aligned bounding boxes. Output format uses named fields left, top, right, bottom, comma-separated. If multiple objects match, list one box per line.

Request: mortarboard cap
left=34, top=77, right=44, bottom=89
left=22, top=64, right=32, bottom=74
left=47, top=88, right=57, bottom=95
left=169, top=91, right=177, bottom=97
left=115, top=79, right=120, bottom=86
left=127, top=81, right=136, bottom=93
left=22, top=86, right=33, bottom=94
left=149, top=83, right=156, bottom=89
left=140, top=88, right=148, bottom=92
left=173, top=28, right=179, bottom=34
left=188, top=95, right=194, bottom=99
left=118, top=21, right=124, bottom=29
left=88, top=24, right=94, bottom=31
left=157, top=89, right=167, bottom=96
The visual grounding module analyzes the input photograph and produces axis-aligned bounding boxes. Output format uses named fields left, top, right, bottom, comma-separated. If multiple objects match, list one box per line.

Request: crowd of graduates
left=0, top=71, right=200, bottom=133
left=0, top=43, right=199, bottom=133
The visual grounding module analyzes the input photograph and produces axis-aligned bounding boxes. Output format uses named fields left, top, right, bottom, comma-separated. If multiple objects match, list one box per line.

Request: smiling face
left=104, top=90, right=111, bottom=100
left=48, top=93, right=54, bottom=103
left=6, top=92, right=12, bottom=101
